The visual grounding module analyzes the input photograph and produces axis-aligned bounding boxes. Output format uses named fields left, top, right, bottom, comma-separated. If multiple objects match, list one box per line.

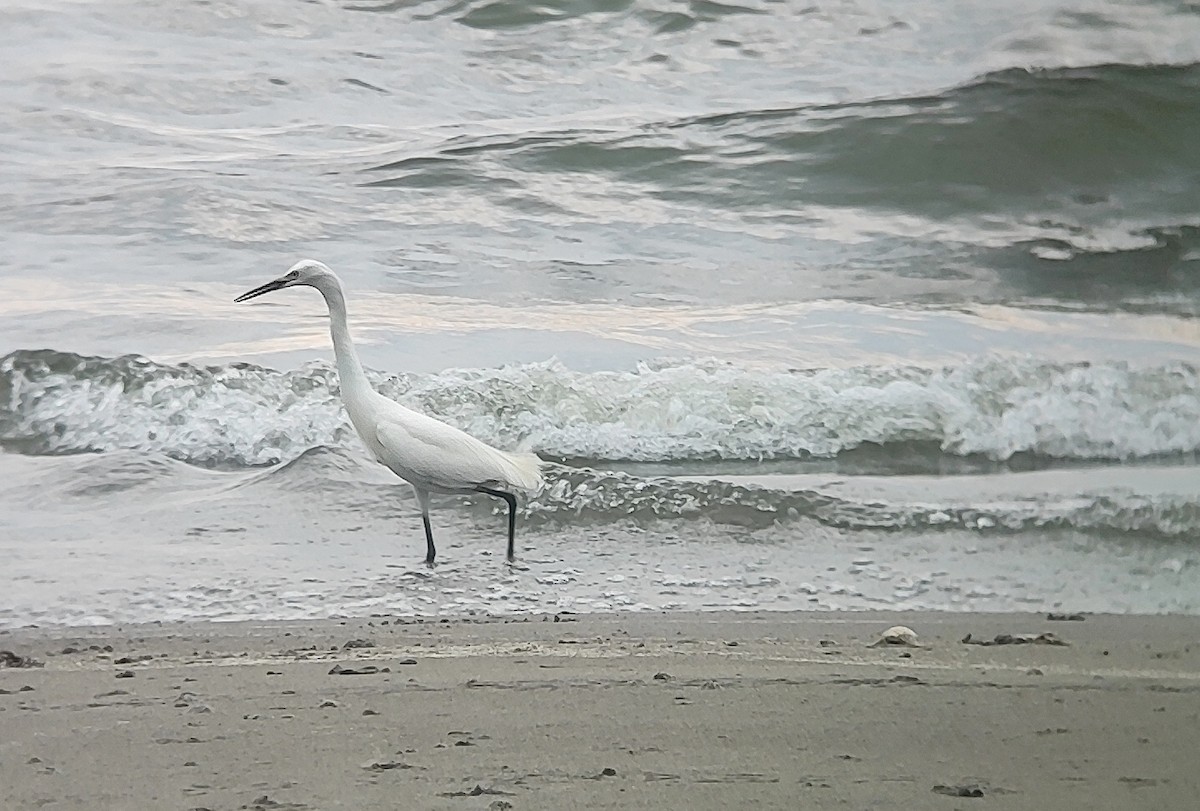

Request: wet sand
left=2, top=611, right=1198, bottom=810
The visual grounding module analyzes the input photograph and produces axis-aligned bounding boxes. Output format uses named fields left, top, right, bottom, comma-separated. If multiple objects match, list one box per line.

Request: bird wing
left=371, top=403, right=542, bottom=493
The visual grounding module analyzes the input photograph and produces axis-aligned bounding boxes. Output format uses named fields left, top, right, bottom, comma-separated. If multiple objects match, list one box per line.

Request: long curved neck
left=315, top=278, right=373, bottom=402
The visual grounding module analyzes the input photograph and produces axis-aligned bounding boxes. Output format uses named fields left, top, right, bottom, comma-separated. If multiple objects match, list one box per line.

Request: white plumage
left=236, top=259, right=543, bottom=565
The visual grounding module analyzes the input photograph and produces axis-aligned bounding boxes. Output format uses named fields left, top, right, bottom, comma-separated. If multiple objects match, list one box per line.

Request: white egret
left=235, top=260, right=543, bottom=565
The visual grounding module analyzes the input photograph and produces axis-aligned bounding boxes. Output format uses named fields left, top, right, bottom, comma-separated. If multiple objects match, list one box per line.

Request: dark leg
left=422, top=512, right=436, bottom=566
left=414, top=487, right=436, bottom=566
left=478, top=487, right=518, bottom=561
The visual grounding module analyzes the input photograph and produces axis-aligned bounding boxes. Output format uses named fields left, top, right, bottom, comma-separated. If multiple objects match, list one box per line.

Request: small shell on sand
left=869, top=626, right=922, bottom=648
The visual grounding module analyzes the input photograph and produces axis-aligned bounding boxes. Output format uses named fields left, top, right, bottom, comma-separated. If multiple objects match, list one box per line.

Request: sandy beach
left=2, top=611, right=1198, bottom=810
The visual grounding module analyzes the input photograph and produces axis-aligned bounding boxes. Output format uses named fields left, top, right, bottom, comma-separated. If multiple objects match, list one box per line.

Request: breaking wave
left=2, top=349, right=1198, bottom=468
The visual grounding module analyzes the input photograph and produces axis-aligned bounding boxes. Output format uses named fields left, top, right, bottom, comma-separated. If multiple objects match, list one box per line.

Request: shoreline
left=3, top=611, right=1198, bottom=809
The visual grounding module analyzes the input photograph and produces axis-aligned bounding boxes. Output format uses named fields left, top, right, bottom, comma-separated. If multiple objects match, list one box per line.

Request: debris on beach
left=0, top=650, right=44, bottom=668
left=868, top=626, right=921, bottom=648
left=438, top=785, right=514, bottom=798
left=961, top=632, right=1068, bottom=646
left=364, top=760, right=415, bottom=772
left=328, top=664, right=389, bottom=675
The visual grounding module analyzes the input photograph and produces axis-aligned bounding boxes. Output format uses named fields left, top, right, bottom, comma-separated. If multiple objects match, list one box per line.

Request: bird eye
left=286, top=270, right=300, bottom=280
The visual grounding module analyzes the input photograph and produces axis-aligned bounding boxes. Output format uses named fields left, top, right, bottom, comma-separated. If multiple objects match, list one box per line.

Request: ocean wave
left=361, top=62, right=1200, bottom=269
left=680, top=62, right=1200, bottom=214
left=2, top=349, right=1198, bottom=467
left=521, top=467, right=1200, bottom=540
left=20, top=446, right=1197, bottom=540
left=252, top=451, right=1200, bottom=539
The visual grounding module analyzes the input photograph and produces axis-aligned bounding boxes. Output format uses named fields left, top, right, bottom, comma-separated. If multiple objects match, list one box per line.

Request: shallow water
left=1, top=0, right=1198, bottom=625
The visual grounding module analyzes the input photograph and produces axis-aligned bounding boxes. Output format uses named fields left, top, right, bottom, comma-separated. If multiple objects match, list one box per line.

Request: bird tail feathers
left=501, top=450, right=544, bottom=493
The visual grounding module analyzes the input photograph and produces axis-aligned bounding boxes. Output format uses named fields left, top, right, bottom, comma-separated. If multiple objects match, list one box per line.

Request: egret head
left=234, top=259, right=336, bottom=303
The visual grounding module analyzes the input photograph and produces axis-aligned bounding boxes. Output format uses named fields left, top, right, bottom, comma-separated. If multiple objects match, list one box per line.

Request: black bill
left=234, top=277, right=288, bottom=303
